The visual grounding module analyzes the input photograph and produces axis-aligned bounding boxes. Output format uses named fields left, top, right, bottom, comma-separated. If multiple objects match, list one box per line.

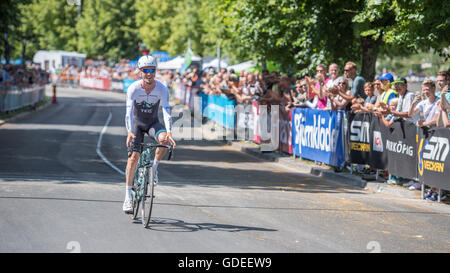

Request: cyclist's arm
left=125, top=85, right=134, bottom=133
left=161, top=87, right=173, bottom=133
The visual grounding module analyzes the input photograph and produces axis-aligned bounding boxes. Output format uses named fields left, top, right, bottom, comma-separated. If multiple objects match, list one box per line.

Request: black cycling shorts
left=129, top=121, right=166, bottom=154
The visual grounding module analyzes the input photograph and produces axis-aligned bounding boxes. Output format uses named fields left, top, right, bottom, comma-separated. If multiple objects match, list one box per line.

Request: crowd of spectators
left=175, top=62, right=449, bottom=202
left=0, top=63, right=49, bottom=87
left=176, top=62, right=449, bottom=133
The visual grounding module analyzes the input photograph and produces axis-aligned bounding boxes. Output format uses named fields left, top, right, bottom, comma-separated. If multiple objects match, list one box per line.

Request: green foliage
left=135, top=0, right=177, bottom=53
left=77, top=0, right=139, bottom=61
left=2, top=0, right=448, bottom=73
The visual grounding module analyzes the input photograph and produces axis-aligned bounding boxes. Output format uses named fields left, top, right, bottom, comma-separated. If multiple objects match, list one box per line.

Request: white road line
left=96, top=112, right=125, bottom=176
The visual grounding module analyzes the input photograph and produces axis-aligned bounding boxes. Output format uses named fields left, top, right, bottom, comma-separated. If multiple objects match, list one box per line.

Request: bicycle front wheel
left=141, top=166, right=155, bottom=228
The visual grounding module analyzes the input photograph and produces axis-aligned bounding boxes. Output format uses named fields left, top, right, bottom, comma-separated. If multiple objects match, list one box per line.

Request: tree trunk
left=21, top=40, right=27, bottom=64
left=360, top=35, right=381, bottom=82
left=3, top=26, right=10, bottom=64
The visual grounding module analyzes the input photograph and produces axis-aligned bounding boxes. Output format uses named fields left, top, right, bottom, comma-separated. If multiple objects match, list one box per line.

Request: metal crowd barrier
left=0, top=84, right=46, bottom=113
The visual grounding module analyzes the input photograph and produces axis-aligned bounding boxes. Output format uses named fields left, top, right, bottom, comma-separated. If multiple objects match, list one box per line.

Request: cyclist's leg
left=125, top=125, right=145, bottom=188
left=149, top=123, right=168, bottom=161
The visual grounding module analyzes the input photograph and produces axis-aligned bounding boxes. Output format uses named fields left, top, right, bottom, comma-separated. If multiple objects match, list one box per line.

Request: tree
left=0, top=0, right=28, bottom=63
left=77, top=0, right=139, bottom=61
left=135, top=0, right=178, bottom=54
left=26, top=0, right=79, bottom=52
left=222, top=0, right=450, bottom=79
left=221, top=0, right=359, bottom=74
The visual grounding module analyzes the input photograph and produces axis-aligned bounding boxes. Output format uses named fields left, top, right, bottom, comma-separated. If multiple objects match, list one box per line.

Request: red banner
left=80, top=76, right=111, bottom=91
left=252, top=101, right=261, bottom=144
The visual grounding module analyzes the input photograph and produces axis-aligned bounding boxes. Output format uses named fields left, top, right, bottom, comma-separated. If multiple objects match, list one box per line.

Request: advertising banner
left=368, top=115, right=390, bottom=170
left=111, top=79, right=124, bottom=91
left=386, top=120, right=418, bottom=180
left=279, top=107, right=292, bottom=154
left=122, top=78, right=136, bottom=93
left=418, top=127, right=450, bottom=190
left=80, top=76, right=110, bottom=90
left=235, top=103, right=254, bottom=141
left=348, top=112, right=372, bottom=165
left=292, top=108, right=345, bottom=167
left=206, top=94, right=236, bottom=129
left=348, top=113, right=389, bottom=169
left=252, top=101, right=261, bottom=144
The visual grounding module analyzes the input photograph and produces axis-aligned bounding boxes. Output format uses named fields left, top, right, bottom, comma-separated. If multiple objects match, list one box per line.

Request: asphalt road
left=0, top=86, right=449, bottom=253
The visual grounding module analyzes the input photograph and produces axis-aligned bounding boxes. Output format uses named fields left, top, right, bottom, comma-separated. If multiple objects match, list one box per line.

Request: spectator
left=344, top=61, right=366, bottom=100
left=408, top=79, right=440, bottom=128
left=305, top=65, right=329, bottom=110
left=382, top=77, right=415, bottom=121
left=290, top=79, right=308, bottom=107
left=374, top=73, right=397, bottom=113
left=326, top=63, right=340, bottom=89
left=435, top=71, right=450, bottom=127
left=329, top=77, right=352, bottom=111
left=351, top=82, right=377, bottom=113
left=375, top=98, right=398, bottom=128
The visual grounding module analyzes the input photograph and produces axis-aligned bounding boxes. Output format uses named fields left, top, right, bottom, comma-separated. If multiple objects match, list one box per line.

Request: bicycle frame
left=133, top=143, right=173, bottom=201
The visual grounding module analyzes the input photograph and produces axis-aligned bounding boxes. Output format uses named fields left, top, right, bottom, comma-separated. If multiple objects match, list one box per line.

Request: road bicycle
left=129, top=142, right=173, bottom=228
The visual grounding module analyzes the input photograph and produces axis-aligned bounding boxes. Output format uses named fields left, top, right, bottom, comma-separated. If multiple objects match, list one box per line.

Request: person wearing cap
left=376, top=72, right=398, bottom=108
left=382, top=77, right=415, bottom=121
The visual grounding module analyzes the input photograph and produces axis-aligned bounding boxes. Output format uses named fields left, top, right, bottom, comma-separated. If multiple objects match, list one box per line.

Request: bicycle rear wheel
left=141, top=166, right=155, bottom=228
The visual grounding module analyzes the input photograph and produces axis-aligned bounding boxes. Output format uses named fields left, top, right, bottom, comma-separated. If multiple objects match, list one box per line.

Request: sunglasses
left=141, top=68, right=156, bottom=74
left=300, top=84, right=308, bottom=88
left=338, top=82, right=346, bottom=85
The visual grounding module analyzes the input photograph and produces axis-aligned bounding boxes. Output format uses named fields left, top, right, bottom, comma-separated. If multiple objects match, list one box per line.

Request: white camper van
left=33, top=50, right=86, bottom=72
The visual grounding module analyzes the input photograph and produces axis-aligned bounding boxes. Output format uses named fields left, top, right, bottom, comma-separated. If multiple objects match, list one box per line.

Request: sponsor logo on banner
left=386, top=140, right=414, bottom=157
left=350, top=120, right=370, bottom=152
left=294, top=112, right=339, bottom=154
left=373, top=131, right=383, bottom=152
left=418, top=136, right=449, bottom=176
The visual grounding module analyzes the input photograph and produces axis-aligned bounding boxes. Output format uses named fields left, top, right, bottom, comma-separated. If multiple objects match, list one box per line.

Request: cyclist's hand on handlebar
left=126, top=132, right=136, bottom=148
left=165, top=132, right=176, bottom=148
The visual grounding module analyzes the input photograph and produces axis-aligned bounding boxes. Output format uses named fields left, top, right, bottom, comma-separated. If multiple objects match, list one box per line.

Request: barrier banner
left=279, top=107, right=292, bottom=154
left=111, top=79, right=124, bottom=91
left=348, top=112, right=372, bottom=165
left=252, top=101, right=261, bottom=144
left=386, top=120, right=418, bottom=179
left=368, top=114, right=390, bottom=169
left=80, top=76, right=110, bottom=90
left=292, top=108, right=345, bottom=167
left=206, top=94, right=236, bottom=129
left=174, top=82, right=185, bottom=103
left=185, top=86, right=191, bottom=108
left=123, top=78, right=135, bottom=92
left=418, top=127, right=450, bottom=190
left=236, top=103, right=254, bottom=141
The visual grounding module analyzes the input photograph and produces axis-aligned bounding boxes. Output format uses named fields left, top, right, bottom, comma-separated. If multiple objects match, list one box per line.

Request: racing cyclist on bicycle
left=123, top=55, right=176, bottom=213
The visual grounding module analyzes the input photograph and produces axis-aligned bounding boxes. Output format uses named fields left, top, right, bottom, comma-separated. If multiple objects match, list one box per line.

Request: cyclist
left=123, top=55, right=176, bottom=214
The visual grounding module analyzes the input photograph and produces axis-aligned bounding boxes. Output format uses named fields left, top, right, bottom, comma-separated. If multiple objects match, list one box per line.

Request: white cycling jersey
left=125, top=79, right=172, bottom=133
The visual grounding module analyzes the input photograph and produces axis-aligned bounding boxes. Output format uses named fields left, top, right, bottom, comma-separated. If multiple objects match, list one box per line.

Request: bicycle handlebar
left=142, top=143, right=174, bottom=161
